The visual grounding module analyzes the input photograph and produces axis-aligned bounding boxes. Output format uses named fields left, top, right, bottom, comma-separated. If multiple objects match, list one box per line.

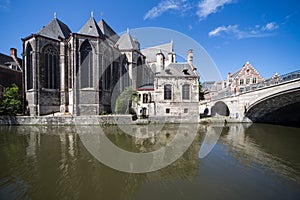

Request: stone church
left=23, top=14, right=199, bottom=117
left=23, top=14, right=154, bottom=116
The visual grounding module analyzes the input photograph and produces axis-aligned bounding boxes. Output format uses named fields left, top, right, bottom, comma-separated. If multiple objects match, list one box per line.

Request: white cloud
left=197, top=0, right=234, bottom=20
left=144, top=0, right=188, bottom=20
left=262, top=22, right=279, bottom=31
left=209, top=22, right=279, bottom=39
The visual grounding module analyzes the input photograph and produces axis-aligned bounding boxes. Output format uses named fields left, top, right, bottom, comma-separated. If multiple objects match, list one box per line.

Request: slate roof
left=78, top=17, right=104, bottom=37
left=116, top=32, right=139, bottom=50
left=37, top=18, right=71, bottom=40
left=156, top=63, right=198, bottom=77
left=142, top=42, right=173, bottom=62
left=0, top=53, right=21, bottom=69
left=98, top=19, right=119, bottom=42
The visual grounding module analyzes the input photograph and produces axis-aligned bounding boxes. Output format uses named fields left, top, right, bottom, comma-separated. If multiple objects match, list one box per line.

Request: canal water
left=0, top=123, right=299, bottom=200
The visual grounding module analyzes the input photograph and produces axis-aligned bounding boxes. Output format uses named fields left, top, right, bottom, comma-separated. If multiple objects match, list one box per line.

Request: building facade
left=23, top=15, right=199, bottom=117
left=135, top=48, right=200, bottom=119
left=0, top=48, right=22, bottom=99
left=22, top=15, right=152, bottom=116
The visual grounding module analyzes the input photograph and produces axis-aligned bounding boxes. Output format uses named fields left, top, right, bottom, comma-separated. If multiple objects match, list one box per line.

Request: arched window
left=26, top=43, right=33, bottom=90
left=164, top=84, right=172, bottom=100
left=121, top=58, right=129, bottom=91
left=80, top=41, right=93, bottom=88
left=43, top=45, right=59, bottom=89
left=182, top=84, right=190, bottom=100
left=136, top=57, right=143, bottom=88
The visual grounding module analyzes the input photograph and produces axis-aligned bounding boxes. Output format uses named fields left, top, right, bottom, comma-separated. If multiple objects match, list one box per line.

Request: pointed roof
left=141, top=42, right=173, bottom=62
left=98, top=19, right=119, bottom=42
left=230, top=61, right=263, bottom=80
left=116, top=31, right=139, bottom=50
left=37, top=18, right=71, bottom=40
left=78, top=17, right=103, bottom=37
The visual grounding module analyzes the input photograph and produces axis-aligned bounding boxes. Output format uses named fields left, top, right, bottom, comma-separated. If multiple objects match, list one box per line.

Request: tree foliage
left=0, top=84, right=22, bottom=115
left=115, top=87, right=137, bottom=114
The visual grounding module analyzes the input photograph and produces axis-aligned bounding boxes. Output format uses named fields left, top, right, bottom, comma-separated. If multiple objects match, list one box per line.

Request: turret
left=156, top=50, right=165, bottom=73
left=187, top=49, right=193, bottom=65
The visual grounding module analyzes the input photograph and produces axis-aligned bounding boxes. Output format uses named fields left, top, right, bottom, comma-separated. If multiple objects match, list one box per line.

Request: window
left=43, top=45, right=59, bottom=89
left=246, top=78, right=250, bottom=84
left=164, top=84, right=172, bottom=100
left=182, top=84, right=190, bottom=100
left=166, top=108, right=170, bottom=113
left=26, top=43, right=33, bottom=90
left=239, top=79, right=244, bottom=85
left=80, top=41, right=93, bottom=88
left=143, top=93, right=148, bottom=103
left=252, top=78, right=257, bottom=84
left=184, top=108, right=188, bottom=113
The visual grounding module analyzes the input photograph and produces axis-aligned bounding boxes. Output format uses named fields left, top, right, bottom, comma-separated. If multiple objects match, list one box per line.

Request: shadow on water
left=0, top=123, right=299, bottom=199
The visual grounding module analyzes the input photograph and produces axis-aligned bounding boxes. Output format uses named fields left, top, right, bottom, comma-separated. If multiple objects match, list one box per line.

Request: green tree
left=199, top=81, right=205, bottom=100
left=115, top=87, right=137, bottom=114
left=0, top=84, right=22, bottom=115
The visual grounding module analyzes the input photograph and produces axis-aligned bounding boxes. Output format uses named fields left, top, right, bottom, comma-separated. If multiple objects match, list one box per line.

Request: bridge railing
left=210, top=70, right=300, bottom=101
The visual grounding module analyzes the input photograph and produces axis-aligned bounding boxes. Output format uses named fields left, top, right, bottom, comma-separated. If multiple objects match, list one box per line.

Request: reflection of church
left=23, top=14, right=199, bottom=116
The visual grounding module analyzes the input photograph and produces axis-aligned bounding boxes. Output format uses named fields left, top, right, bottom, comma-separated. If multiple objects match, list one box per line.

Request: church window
left=252, top=78, right=257, bottom=84
left=80, top=41, right=93, bottom=88
left=182, top=84, right=190, bottom=100
left=26, top=43, right=33, bottom=90
left=43, top=45, right=59, bottom=89
left=164, top=84, right=172, bottom=100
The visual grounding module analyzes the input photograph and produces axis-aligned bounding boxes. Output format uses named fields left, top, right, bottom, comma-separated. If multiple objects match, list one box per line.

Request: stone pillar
left=60, top=42, right=66, bottom=113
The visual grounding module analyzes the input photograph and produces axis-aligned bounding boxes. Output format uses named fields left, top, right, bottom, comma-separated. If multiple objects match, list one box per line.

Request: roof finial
left=91, top=11, right=94, bottom=18
left=54, top=12, right=57, bottom=19
left=127, top=28, right=129, bottom=33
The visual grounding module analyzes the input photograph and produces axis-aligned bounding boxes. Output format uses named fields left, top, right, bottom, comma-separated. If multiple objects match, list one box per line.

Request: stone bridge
left=200, top=70, right=300, bottom=124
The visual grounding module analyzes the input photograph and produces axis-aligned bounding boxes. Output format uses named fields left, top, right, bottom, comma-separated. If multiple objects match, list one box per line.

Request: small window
left=166, top=108, right=170, bottom=114
left=164, top=84, right=172, bottom=100
left=246, top=78, right=250, bottom=84
left=252, top=78, right=257, bottom=84
left=240, top=79, right=244, bottom=85
left=184, top=108, right=188, bottom=113
left=143, top=93, right=148, bottom=103
left=182, top=84, right=190, bottom=100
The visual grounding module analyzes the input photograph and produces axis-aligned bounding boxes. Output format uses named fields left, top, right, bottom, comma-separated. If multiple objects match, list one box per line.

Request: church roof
left=37, top=18, right=71, bottom=40
left=98, top=19, right=119, bottom=42
left=157, top=63, right=198, bottom=77
left=116, top=32, right=139, bottom=50
left=142, top=42, right=173, bottom=62
left=78, top=17, right=104, bottom=37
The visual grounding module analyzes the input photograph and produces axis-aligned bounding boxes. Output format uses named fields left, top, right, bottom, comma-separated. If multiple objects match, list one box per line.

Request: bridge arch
left=245, top=88, right=300, bottom=124
left=211, top=101, right=230, bottom=117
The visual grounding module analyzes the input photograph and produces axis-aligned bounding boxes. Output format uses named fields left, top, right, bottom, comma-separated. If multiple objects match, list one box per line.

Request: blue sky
left=0, top=0, right=299, bottom=80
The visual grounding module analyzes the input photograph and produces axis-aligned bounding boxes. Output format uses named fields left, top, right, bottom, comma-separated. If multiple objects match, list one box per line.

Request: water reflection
left=0, top=124, right=299, bottom=199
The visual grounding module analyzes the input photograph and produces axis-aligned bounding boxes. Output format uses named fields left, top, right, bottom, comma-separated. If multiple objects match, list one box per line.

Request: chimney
left=187, top=49, right=193, bottom=64
left=10, top=48, right=17, bottom=57
left=9, top=48, right=21, bottom=70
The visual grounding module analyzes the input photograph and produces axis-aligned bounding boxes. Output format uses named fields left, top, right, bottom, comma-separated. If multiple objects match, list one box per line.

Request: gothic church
left=23, top=14, right=153, bottom=116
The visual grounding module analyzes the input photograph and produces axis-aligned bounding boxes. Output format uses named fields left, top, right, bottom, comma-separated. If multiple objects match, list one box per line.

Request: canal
left=0, top=123, right=299, bottom=199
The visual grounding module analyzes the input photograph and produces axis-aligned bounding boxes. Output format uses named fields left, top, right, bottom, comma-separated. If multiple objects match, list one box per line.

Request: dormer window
left=182, top=68, right=189, bottom=75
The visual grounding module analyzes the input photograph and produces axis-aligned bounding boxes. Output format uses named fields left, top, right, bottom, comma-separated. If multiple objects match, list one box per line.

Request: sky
left=0, top=0, right=299, bottom=80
